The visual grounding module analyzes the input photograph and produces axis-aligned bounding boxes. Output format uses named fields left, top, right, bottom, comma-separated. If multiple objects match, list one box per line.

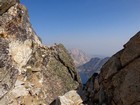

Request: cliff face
left=82, top=32, right=140, bottom=105
left=0, top=1, right=81, bottom=105
left=98, top=32, right=140, bottom=105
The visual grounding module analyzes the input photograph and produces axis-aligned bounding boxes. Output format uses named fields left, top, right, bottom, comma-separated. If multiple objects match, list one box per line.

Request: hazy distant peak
left=69, top=48, right=90, bottom=67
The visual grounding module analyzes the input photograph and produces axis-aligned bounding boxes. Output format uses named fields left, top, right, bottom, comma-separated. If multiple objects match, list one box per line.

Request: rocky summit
left=82, top=31, right=140, bottom=105
left=0, top=0, right=81, bottom=105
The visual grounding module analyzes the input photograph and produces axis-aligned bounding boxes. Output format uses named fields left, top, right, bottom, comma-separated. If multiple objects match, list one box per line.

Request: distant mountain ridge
left=78, top=57, right=110, bottom=74
left=69, top=48, right=109, bottom=84
left=78, top=57, right=110, bottom=84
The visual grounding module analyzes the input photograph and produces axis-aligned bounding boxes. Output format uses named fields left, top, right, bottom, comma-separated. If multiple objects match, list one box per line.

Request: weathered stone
left=82, top=73, right=99, bottom=104
left=99, top=32, right=140, bottom=105
left=51, top=90, right=83, bottom=105
left=99, top=50, right=122, bottom=83
left=112, top=58, right=140, bottom=105
left=9, top=40, right=32, bottom=70
left=121, top=31, right=140, bottom=66
left=82, top=32, right=140, bottom=105
left=0, top=1, right=81, bottom=105
left=0, top=0, right=19, bottom=15
left=10, top=80, right=28, bottom=98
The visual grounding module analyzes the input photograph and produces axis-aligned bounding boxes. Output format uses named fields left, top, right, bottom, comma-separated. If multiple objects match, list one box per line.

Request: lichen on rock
left=0, top=0, right=81, bottom=105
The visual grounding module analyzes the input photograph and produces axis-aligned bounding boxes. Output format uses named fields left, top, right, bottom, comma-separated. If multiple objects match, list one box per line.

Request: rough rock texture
left=0, top=0, right=19, bottom=15
left=50, top=90, right=83, bottom=105
left=82, top=73, right=99, bottom=105
left=0, top=0, right=81, bottom=105
left=82, top=32, right=140, bottom=105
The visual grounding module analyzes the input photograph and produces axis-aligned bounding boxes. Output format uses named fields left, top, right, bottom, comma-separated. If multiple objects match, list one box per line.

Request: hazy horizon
left=21, top=0, right=140, bottom=56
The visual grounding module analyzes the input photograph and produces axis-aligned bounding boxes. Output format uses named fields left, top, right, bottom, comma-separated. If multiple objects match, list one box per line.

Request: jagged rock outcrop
left=0, top=0, right=81, bottom=105
left=50, top=90, right=83, bottom=105
left=82, top=32, right=140, bottom=105
left=82, top=73, right=99, bottom=105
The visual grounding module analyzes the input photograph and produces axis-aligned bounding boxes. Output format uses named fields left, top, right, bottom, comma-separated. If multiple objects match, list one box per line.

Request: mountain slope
left=0, top=1, right=81, bottom=105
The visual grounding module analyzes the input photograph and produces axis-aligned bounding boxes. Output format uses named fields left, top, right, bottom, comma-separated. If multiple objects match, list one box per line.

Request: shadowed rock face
left=82, top=32, right=140, bottom=105
left=0, top=0, right=81, bottom=105
left=98, top=32, right=140, bottom=105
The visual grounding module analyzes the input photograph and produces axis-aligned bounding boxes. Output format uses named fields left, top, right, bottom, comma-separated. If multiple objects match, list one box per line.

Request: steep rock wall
left=82, top=32, right=140, bottom=105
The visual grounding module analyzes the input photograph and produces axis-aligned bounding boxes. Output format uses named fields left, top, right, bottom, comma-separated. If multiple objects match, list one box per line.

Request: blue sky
left=20, top=0, right=140, bottom=56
